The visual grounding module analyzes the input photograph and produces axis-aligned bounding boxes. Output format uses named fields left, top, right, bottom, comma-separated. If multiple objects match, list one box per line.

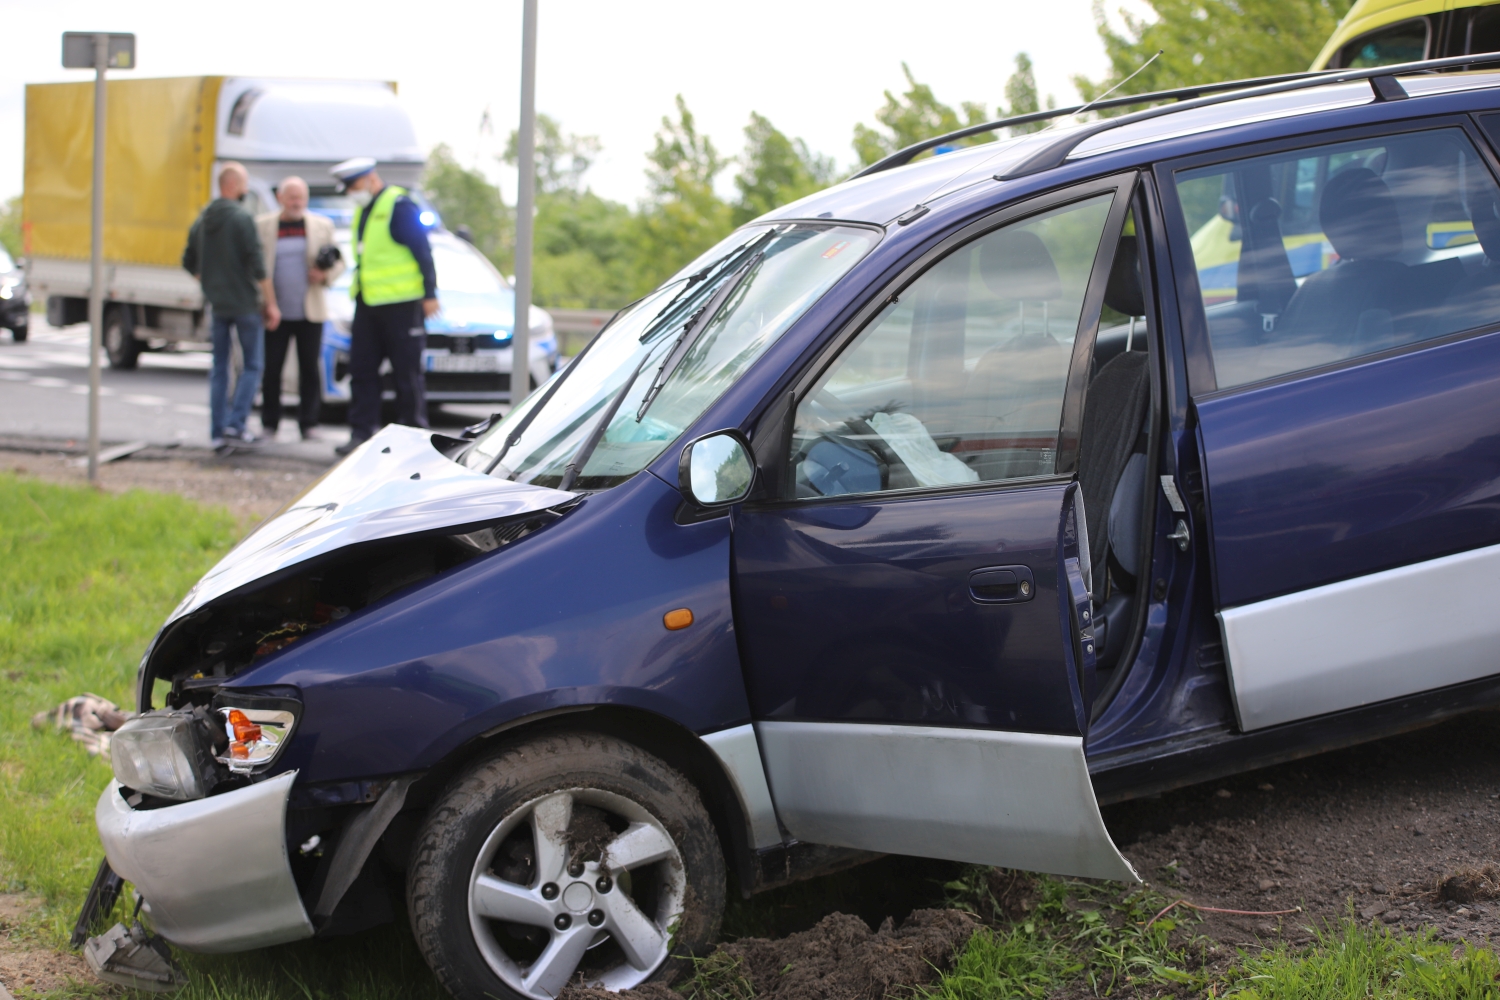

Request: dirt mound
left=721, top=909, right=976, bottom=1000
left=1438, top=865, right=1500, bottom=903
left=562, top=909, right=975, bottom=1000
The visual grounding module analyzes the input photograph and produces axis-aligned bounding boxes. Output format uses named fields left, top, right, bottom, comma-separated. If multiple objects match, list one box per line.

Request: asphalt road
left=0, top=319, right=492, bottom=462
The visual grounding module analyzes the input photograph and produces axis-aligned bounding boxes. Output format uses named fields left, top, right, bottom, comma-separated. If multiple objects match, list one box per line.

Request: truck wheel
left=9, top=322, right=25, bottom=343
left=408, top=732, right=725, bottom=1000
left=103, top=310, right=141, bottom=369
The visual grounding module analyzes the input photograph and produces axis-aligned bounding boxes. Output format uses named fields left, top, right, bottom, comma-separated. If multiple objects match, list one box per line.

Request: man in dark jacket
left=183, top=162, right=274, bottom=451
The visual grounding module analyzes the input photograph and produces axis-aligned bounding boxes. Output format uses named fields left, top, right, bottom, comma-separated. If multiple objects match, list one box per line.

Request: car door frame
left=736, top=171, right=1143, bottom=882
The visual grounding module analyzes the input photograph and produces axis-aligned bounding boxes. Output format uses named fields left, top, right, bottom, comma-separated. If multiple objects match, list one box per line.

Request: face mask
left=349, top=189, right=373, bottom=208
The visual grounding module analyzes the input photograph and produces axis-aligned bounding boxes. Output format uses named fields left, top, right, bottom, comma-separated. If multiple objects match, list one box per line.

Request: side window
left=1467, top=7, right=1500, bottom=57
left=789, top=194, right=1115, bottom=499
left=1175, top=128, right=1500, bottom=390
left=1334, top=18, right=1430, bottom=68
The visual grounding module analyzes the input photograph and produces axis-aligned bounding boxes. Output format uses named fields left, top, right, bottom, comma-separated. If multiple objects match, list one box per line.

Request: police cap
left=330, top=157, right=377, bottom=192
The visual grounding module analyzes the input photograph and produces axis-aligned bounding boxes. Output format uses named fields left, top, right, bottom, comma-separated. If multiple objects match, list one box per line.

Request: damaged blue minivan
left=89, top=54, right=1500, bottom=1000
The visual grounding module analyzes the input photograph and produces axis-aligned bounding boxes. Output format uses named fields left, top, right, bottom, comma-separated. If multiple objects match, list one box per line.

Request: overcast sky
left=0, top=0, right=1138, bottom=206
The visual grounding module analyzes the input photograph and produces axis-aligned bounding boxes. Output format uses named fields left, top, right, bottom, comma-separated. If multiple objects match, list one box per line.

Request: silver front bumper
left=95, top=771, right=314, bottom=953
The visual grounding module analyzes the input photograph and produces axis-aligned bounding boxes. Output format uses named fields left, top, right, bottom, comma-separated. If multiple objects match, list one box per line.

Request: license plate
left=426, top=353, right=502, bottom=373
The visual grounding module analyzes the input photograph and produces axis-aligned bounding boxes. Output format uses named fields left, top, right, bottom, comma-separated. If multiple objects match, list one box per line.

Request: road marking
left=28, top=377, right=70, bottom=388
left=173, top=403, right=210, bottom=415
left=0, top=357, right=47, bottom=369
left=121, top=394, right=169, bottom=406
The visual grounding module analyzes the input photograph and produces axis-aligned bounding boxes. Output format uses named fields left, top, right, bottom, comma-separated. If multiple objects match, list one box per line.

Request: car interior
left=1180, top=128, right=1500, bottom=391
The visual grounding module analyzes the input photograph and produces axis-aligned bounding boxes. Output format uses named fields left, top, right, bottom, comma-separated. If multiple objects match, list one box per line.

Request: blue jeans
left=210, top=312, right=264, bottom=440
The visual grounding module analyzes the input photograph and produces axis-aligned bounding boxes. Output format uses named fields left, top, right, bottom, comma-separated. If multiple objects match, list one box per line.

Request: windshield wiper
left=635, top=251, right=762, bottom=423
left=556, top=348, right=655, bottom=491
left=481, top=301, right=630, bottom=476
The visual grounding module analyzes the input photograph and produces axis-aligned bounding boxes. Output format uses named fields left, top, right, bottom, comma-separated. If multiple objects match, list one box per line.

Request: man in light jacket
left=256, top=176, right=345, bottom=440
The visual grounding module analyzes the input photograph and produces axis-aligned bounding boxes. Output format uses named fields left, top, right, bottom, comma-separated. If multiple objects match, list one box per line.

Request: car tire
left=9, top=322, right=25, bottom=344
left=103, top=309, right=140, bottom=369
left=407, top=732, right=725, bottom=1000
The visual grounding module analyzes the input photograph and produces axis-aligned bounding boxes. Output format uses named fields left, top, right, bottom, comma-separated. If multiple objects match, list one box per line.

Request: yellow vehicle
left=1312, top=0, right=1500, bottom=71
left=1185, top=1, right=1500, bottom=309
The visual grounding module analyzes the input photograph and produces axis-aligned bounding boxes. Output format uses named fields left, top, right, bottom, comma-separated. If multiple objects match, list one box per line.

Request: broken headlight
left=110, top=712, right=219, bottom=802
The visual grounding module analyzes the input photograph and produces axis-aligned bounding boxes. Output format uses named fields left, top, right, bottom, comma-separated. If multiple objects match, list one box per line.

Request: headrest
left=980, top=229, right=1063, bottom=302
left=1320, top=167, right=1404, bottom=261
left=1471, top=194, right=1500, bottom=262
left=1103, top=236, right=1144, bottom=318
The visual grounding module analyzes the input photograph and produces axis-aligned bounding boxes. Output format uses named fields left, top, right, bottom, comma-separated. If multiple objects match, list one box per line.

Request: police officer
left=330, top=157, right=439, bottom=456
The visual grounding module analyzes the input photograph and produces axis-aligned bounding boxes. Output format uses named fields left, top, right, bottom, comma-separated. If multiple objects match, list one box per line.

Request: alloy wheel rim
left=467, top=787, right=686, bottom=999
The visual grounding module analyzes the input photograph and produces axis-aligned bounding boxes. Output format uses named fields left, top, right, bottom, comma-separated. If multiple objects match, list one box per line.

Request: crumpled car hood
left=166, top=424, right=574, bottom=625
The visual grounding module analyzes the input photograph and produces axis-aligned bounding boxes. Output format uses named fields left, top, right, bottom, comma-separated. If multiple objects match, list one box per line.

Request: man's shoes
left=333, top=437, right=366, bottom=457
left=300, top=426, right=320, bottom=441
left=224, top=428, right=263, bottom=447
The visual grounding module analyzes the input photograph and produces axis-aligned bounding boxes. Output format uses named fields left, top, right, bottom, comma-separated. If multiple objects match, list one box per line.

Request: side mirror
left=678, top=430, right=755, bottom=507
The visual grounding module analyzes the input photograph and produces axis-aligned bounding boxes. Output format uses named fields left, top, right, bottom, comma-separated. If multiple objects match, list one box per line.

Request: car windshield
left=462, top=223, right=878, bottom=490
left=331, top=235, right=516, bottom=334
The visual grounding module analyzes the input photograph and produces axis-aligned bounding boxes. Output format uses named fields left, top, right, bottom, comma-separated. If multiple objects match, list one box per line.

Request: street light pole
left=63, top=31, right=133, bottom=481
left=86, top=32, right=107, bottom=482
left=512, top=0, right=538, bottom=408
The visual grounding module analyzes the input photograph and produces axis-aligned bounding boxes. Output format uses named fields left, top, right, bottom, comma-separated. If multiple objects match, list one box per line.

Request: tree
left=1075, top=0, right=1356, bottom=109
left=852, top=64, right=995, bottom=167
left=504, top=113, right=603, bottom=196
left=506, top=115, right=653, bottom=307
left=1003, top=53, right=1056, bottom=135
left=0, top=196, right=21, bottom=259
left=531, top=191, right=644, bottom=309
left=733, top=112, right=835, bottom=224
left=422, top=144, right=511, bottom=270
left=636, top=95, right=734, bottom=286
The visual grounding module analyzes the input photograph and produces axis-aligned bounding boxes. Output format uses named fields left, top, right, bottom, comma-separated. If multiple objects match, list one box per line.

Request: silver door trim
left=1220, top=540, right=1500, bottom=731
left=755, top=721, right=1138, bottom=882
left=702, top=724, right=784, bottom=850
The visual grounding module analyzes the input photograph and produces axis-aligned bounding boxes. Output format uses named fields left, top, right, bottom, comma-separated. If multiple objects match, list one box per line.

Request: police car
left=89, top=54, right=1500, bottom=1000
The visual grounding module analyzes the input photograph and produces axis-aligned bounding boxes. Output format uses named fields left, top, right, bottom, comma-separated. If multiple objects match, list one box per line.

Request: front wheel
left=9, top=322, right=26, bottom=343
left=407, top=733, right=726, bottom=1000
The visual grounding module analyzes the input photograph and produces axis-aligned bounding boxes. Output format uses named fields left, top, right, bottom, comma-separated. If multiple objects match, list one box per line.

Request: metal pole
left=87, top=32, right=107, bottom=482
left=512, top=0, right=538, bottom=408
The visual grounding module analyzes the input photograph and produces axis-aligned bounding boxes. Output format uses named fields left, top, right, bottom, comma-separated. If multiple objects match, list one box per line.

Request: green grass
left=922, top=870, right=1500, bottom=1000
left=0, top=474, right=235, bottom=930
left=0, top=474, right=450, bottom=999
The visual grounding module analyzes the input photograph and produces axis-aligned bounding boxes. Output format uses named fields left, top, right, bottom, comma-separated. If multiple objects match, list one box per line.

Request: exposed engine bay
left=140, top=513, right=557, bottom=715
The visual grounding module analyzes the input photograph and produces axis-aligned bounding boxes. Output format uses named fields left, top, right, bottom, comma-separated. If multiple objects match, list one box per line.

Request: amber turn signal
left=227, top=709, right=262, bottom=745
left=663, top=608, right=694, bottom=631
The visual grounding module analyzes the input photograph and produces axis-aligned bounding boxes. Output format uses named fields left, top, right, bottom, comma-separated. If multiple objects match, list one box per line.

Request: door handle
left=969, top=565, right=1035, bottom=604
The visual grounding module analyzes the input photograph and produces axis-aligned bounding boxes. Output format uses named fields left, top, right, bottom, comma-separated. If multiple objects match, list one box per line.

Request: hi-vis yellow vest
left=352, top=185, right=426, bottom=306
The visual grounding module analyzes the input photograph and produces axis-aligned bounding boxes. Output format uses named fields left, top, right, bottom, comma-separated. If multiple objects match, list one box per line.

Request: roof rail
left=853, top=52, right=1500, bottom=181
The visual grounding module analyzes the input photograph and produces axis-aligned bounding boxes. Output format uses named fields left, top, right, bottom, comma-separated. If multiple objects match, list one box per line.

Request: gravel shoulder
left=1, top=436, right=329, bottom=530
